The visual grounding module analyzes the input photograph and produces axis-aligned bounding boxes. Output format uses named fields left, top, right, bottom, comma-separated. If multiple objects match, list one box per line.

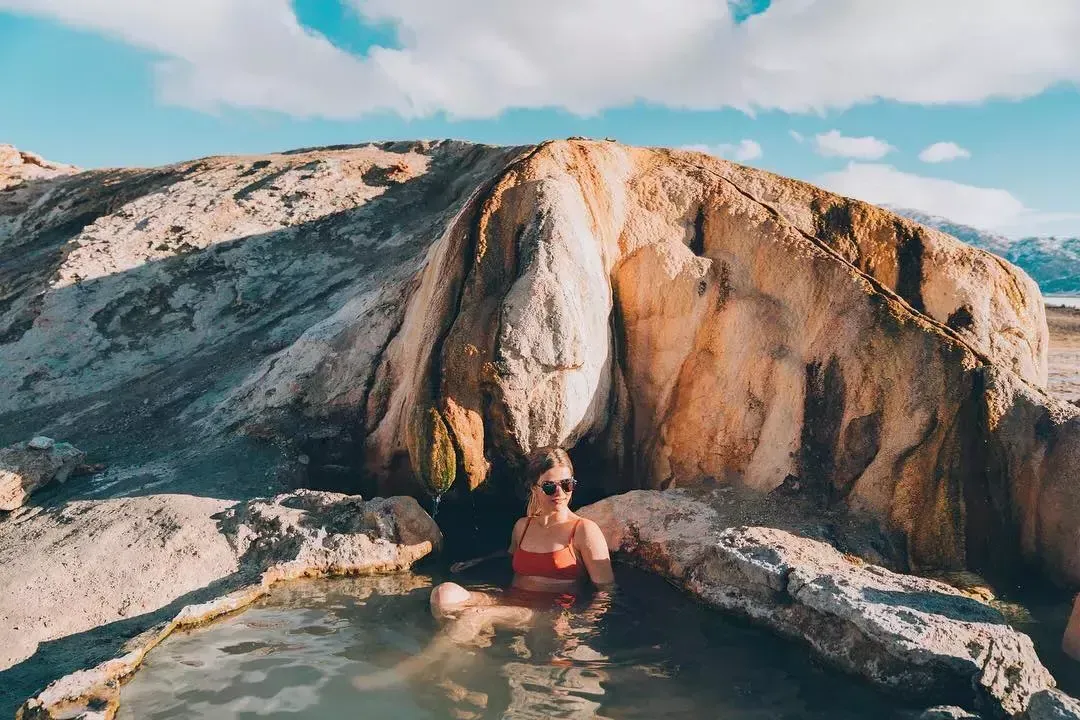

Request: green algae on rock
left=407, top=406, right=458, bottom=497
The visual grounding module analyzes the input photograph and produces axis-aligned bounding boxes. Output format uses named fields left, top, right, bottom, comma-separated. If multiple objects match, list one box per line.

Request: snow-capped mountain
left=889, top=207, right=1080, bottom=295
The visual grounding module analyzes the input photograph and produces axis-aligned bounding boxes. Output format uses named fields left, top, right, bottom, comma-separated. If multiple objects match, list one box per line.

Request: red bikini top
left=511, top=517, right=582, bottom=581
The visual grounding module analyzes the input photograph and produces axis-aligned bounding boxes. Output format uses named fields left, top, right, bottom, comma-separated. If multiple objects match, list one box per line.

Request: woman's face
left=533, top=465, right=575, bottom=511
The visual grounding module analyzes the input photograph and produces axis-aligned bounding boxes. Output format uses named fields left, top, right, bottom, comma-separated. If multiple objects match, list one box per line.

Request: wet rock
left=581, top=490, right=1057, bottom=718
left=0, top=438, right=85, bottom=511
left=220, top=489, right=443, bottom=577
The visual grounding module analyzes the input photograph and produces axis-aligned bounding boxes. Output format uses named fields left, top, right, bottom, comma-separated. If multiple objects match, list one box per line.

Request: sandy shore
left=1047, top=305, right=1080, bottom=403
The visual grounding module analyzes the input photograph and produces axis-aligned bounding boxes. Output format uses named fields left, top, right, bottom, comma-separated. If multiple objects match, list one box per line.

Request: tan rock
left=917, top=708, right=983, bottom=720
left=0, top=438, right=85, bottom=511
left=0, top=145, right=78, bottom=192
left=220, top=489, right=442, bottom=576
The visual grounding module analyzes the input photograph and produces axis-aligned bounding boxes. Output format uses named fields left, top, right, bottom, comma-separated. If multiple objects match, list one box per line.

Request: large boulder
left=581, top=489, right=1057, bottom=718
left=0, top=138, right=1077, bottom=589
left=219, top=490, right=442, bottom=579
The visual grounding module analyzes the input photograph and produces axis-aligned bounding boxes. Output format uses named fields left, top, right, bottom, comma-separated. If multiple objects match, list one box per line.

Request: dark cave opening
left=295, top=421, right=627, bottom=565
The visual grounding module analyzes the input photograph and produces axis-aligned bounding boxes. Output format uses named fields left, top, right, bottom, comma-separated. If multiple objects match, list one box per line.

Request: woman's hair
left=523, top=446, right=574, bottom=516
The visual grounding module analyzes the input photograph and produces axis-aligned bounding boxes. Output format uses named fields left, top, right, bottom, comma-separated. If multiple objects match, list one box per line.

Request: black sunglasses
left=538, top=477, right=576, bottom=496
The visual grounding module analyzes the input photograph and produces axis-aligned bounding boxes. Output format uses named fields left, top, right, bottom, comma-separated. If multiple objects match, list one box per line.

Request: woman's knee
left=430, top=582, right=471, bottom=617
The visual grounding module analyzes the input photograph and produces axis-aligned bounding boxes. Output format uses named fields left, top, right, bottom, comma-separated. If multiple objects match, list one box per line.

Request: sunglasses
left=537, top=477, right=576, bottom=496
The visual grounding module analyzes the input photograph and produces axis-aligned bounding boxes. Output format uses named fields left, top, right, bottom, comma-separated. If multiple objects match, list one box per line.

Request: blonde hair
left=523, top=446, right=574, bottom=516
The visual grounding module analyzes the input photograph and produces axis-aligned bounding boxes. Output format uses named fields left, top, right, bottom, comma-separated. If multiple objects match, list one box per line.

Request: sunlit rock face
left=1, top=138, right=1075, bottom=591
left=580, top=489, right=1056, bottom=718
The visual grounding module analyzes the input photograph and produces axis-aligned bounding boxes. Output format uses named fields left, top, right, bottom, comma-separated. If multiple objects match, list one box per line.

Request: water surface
left=119, top=568, right=915, bottom=719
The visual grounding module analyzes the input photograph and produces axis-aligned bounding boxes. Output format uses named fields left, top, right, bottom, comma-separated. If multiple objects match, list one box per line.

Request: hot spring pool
left=117, top=567, right=915, bottom=719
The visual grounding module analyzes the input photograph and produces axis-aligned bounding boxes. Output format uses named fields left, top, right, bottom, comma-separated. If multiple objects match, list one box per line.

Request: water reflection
left=119, top=569, right=913, bottom=719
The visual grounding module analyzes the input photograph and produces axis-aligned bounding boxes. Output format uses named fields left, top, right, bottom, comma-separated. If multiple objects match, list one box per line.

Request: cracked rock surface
left=220, top=489, right=442, bottom=577
left=582, top=489, right=1057, bottom=718
left=1, top=491, right=439, bottom=718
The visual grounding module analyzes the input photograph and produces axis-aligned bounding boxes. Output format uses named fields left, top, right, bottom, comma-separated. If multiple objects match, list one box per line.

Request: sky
left=1, top=0, right=1079, bottom=238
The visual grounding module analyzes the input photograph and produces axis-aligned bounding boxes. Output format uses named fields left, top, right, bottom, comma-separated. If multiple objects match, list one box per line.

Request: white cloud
left=814, top=130, right=895, bottom=160
left=918, top=141, right=972, bottom=163
left=684, top=139, right=763, bottom=162
left=816, top=162, right=1080, bottom=237
left=789, top=130, right=804, bottom=143
left=2, top=0, right=1080, bottom=119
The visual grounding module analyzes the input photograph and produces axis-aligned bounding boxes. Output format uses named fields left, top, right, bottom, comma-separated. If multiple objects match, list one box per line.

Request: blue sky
left=2, top=0, right=1079, bottom=237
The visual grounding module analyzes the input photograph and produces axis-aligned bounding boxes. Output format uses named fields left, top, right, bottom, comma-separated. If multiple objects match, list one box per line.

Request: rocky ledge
left=13, top=490, right=440, bottom=720
left=581, top=489, right=1076, bottom=719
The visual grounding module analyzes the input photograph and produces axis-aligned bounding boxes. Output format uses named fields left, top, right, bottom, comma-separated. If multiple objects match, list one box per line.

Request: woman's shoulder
left=571, top=515, right=605, bottom=541
left=571, top=512, right=599, bottom=527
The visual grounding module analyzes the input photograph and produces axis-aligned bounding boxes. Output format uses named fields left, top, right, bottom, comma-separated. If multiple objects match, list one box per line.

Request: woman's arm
left=449, top=549, right=507, bottom=573
left=1064, top=593, right=1080, bottom=660
left=574, top=518, right=615, bottom=587
left=450, top=518, right=528, bottom=573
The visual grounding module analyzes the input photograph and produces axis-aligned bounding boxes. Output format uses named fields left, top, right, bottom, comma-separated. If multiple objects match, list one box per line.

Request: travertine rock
left=10, top=491, right=441, bottom=720
left=917, top=708, right=983, bottom=720
left=220, top=489, right=442, bottom=576
left=3, top=139, right=1080, bottom=719
left=0, top=144, right=78, bottom=191
left=2, top=140, right=1066, bottom=585
left=582, top=489, right=1057, bottom=717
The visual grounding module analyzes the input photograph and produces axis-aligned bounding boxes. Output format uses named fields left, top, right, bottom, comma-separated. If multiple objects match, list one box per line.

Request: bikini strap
left=568, top=518, right=583, bottom=560
left=518, top=516, right=534, bottom=547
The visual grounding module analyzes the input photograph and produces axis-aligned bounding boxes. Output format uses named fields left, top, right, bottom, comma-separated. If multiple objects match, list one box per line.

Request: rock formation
left=0, top=145, right=78, bottom=192
left=581, top=489, right=1055, bottom=718
left=2, top=137, right=1080, bottom=716
left=0, top=138, right=1076, bottom=587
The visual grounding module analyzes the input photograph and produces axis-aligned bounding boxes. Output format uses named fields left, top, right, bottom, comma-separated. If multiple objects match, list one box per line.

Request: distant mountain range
left=888, top=207, right=1080, bottom=296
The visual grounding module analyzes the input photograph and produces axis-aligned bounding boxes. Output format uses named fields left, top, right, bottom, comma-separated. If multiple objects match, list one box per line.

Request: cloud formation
left=918, top=141, right=972, bottom=163
left=817, top=162, right=1080, bottom=237
left=684, top=139, right=763, bottom=162
left=814, top=130, right=894, bottom=160
left=2, top=0, right=1080, bottom=119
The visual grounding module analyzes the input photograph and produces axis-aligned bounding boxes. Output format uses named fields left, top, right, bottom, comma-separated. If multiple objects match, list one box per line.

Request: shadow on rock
left=861, top=587, right=1006, bottom=625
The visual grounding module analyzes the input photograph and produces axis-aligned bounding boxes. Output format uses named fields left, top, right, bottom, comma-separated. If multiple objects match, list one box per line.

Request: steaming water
left=118, top=567, right=914, bottom=719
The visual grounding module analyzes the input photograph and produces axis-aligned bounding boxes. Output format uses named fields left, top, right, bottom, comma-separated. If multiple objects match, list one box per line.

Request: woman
left=429, top=446, right=614, bottom=620
left=352, top=447, right=613, bottom=691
